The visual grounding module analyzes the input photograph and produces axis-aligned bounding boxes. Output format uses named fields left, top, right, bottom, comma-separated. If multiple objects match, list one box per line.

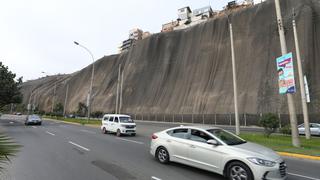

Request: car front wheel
left=226, top=161, right=253, bottom=180
left=116, top=129, right=121, bottom=137
left=156, top=147, right=170, bottom=164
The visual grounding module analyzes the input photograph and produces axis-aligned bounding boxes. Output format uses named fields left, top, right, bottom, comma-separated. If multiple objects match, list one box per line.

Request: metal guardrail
left=58, top=113, right=320, bottom=127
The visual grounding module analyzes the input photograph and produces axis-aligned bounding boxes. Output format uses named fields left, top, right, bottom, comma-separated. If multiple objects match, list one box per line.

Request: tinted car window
left=207, top=129, right=246, bottom=145
left=109, top=117, right=114, bottom=122
left=119, top=117, right=134, bottom=123
left=190, top=129, right=213, bottom=143
left=168, top=128, right=189, bottom=139
left=114, top=117, right=119, bottom=123
left=103, top=116, right=109, bottom=121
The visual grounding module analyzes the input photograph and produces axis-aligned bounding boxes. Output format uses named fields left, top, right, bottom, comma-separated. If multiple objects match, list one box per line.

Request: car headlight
left=247, top=157, right=276, bottom=167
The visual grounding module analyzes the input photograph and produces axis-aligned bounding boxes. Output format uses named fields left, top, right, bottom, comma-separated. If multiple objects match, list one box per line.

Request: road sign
left=276, top=52, right=296, bottom=94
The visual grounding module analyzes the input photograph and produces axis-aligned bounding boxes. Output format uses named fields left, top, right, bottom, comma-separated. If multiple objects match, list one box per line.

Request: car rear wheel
left=116, top=129, right=121, bottom=137
left=227, top=161, right=253, bottom=180
left=156, top=147, right=170, bottom=164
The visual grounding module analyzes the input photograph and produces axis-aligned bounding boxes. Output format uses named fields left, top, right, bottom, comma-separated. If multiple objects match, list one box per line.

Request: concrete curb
left=277, top=152, right=320, bottom=161
left=44, top=118, right=320, bottom=161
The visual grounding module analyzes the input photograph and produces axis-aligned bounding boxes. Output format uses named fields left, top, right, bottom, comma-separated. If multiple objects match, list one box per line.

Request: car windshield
left=29, top=115, right=41, bottom=120
left=207, top=129, right=246, bottom=145
left=119, top=117, right=134, bottom=123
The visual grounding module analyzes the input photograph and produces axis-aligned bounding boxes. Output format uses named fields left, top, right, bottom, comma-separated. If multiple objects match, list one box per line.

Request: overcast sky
left=0, top=0, right=262, bottom=81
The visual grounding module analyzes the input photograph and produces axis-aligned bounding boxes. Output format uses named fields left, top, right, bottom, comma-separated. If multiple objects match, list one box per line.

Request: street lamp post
left=74, top=41, right=95, bottom=122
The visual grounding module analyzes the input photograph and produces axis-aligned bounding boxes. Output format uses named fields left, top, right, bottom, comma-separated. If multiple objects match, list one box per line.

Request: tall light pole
left=274, top=0, right=300, bottom=147
left=63, top=82, right=69, bottom=117
left=229, top=19, right=240, bottom=135
left=292, top=10, right=311, bottom=139
left=74, top=41, right=95, bottom=122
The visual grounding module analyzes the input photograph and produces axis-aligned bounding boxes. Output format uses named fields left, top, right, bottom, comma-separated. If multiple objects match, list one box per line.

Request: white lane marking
left=116, top=138, right=144, bottom=145
left=9, top=122, right=14, bottom=124
left=151, top=176, right=162, bottom=180
left=45, top=131, right=56, bottom=136
left=68, top=141, right=90, bottom=151
left=288, top=172, right=320, bottom=180
left=32, top=126, right=37, bottom=128
left=80, top=129, right=97, bottom=134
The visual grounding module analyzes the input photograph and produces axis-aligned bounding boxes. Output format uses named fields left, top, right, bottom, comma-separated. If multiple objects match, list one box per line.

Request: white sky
left=0, top=0, right=262, bottom=81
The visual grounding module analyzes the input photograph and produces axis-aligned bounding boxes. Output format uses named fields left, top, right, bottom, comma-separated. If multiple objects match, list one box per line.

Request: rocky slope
left=21, top=0, right=320, bottom=116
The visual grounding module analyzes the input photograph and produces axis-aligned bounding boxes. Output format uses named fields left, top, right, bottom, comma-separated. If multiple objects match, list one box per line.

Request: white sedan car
left=298, top=123, right=320, bottom=136
left=150, top=126, right=286, bottom=180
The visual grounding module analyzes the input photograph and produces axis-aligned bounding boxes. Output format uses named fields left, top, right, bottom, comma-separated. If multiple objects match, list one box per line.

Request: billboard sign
left=276, top=52, right=296, bottom=94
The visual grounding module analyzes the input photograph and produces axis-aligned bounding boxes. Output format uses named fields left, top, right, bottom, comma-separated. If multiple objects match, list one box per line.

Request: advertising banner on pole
left=276, top=52, right=296, bottom=94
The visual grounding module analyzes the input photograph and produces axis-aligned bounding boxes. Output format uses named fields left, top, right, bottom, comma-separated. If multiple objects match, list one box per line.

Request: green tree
left=0, top=62, right=23, bottom=109
left=76, top=102, right=87, bottom=117
left=90, top=111, right=104, bottom=118
left=259, top=113, right=280, bottom=137
left=53, top=102, right=64, bottom=116
left=0, top=133, right=21, bottom=171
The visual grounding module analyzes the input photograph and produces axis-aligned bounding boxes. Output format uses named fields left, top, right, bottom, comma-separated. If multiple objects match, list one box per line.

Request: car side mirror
left=207, top=139, right=219, bottom=146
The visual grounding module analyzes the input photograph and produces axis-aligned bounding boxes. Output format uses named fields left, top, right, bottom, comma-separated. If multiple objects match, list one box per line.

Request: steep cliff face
left=22, top=0, right=320, bottom=115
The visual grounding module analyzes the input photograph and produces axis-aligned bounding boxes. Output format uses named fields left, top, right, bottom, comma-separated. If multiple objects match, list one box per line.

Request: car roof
left=167, top=125, right=222, bottom=131
left=103, top=114, right=130, bottom=117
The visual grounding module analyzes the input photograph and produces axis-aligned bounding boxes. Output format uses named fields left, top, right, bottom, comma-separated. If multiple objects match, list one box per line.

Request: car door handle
left=189, top=145, right=196, bottom=148
left=166, top=140, right=171, bottom=143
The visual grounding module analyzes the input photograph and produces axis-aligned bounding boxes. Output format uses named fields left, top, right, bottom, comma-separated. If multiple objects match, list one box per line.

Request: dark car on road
left=25, top=115, right=42, bottom=125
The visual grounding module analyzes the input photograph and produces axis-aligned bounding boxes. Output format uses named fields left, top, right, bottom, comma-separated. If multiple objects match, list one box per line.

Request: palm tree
left=0, top=133, right=21, bottom=171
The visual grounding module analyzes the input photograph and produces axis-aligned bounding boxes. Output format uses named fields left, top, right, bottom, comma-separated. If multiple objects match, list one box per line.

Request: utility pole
left=116, top=64, right=121, bottom=114
left=28, top=90, right=34, bottom=115
left=274, top=0, right=300, bottom=147
left=119, top=69, right=124, bottom=114
left=293, top=9, right=311, bottom=139
left=10, top=103, right=13, bottom=114
left=229, top=21, right=240, bottom=135
left=63, top=83, right=69, bottom=117
left=51, top=83, right=56, bottom=113
left=32, top=90, right=37, bottom=113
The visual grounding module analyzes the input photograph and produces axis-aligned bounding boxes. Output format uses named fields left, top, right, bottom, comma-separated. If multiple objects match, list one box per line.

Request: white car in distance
left=150, top=126, right=286, bottom=180
left=101, top=114, right=136, bottom=136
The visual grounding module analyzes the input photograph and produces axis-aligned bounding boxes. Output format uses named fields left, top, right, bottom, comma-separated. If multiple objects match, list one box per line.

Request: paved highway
left=0, top=115, right=319, bottom=180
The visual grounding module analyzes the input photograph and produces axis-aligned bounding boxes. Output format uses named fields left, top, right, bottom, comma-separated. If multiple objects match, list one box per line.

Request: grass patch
left=44, top=116, right=101, bottom=126
left=240, top=133, right=320, bottom=156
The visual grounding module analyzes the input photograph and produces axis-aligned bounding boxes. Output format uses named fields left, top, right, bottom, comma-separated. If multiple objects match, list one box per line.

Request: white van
left=101, top=114, right=136, bottom=136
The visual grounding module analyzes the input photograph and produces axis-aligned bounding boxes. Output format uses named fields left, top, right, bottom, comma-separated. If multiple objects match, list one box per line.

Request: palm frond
left=0, top=132, right=22, bottom=171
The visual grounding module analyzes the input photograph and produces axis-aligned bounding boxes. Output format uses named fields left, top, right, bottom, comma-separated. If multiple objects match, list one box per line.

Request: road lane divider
left=80, top=129, right=97, bottom=134
left=45, top=131, right=56, bottom=136
left=151, top=176, right=162, bottom=180
left=288, top=172, right=320, bottom=180
left=32, top=126, right=37, bottom=128
left=116, top=138, right=144, bottom=145
left=68, top=141, right=90, bottom=151
left=9, top=121, right=14, bottom=124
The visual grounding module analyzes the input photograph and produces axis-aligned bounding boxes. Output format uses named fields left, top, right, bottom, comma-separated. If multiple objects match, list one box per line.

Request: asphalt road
left=0, top=115, right=319, bottom=180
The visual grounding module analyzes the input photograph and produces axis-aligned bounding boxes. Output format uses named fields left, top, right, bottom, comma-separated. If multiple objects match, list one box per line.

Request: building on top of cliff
left=174, top=6, right=216, bottom=31
left=223, top=0, right=254, bottom=11
left=119, top=28, right=152, bottom=53
left=161, top=21, right=179, bottom=32
left=161, top=6, right=217, bottom=32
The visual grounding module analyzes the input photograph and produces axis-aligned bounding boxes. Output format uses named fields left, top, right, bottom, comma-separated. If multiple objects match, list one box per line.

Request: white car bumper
left=250, top=161, right=287, bottom=180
